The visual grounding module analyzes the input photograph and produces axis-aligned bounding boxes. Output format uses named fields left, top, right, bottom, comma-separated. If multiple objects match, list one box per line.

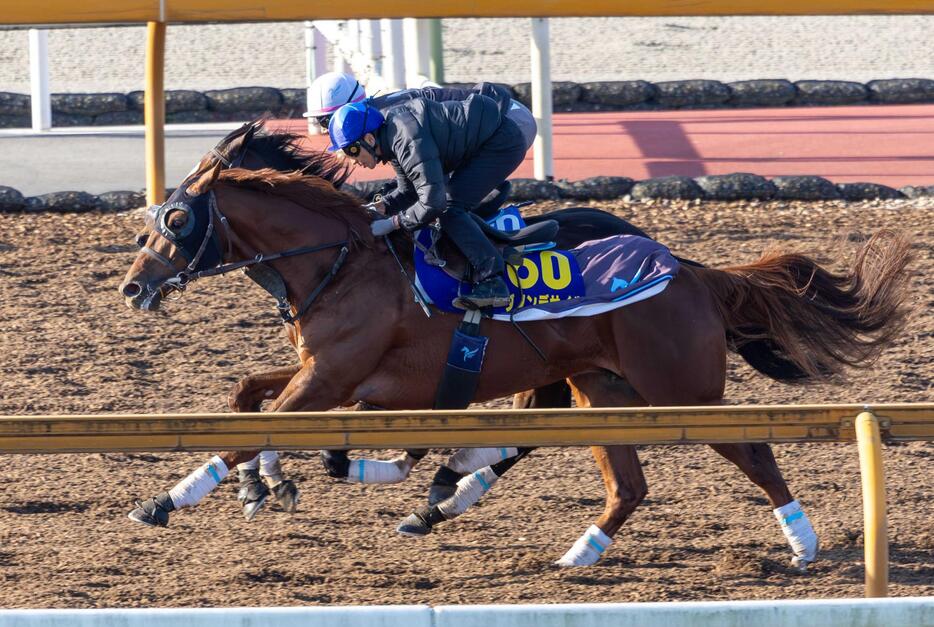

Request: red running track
left=274, top=103, right=934, bottom=188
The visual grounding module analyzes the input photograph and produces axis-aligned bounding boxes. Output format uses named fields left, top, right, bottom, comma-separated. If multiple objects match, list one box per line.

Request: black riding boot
left=441, top=207, right=510, bottom=309
left=458, top=276, right=511, bottom=309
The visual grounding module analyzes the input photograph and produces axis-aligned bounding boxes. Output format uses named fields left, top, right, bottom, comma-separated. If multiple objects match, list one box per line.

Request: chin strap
left=358, top=136, right=379, bottom=161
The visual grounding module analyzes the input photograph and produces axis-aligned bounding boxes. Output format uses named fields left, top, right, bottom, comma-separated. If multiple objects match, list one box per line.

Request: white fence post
left=304, top=22, right=329, bottom=132
left=382, top=19, right=406, bottom=91
left=362, top=19, right=382, bottom=77
left=403, top=18, right=431, bottom=87
left=28, top=29, right=51, bottom=131
left=530, top=18, right=554, bottom=181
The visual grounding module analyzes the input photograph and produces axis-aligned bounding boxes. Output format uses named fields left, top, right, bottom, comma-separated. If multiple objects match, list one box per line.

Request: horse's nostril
left=121, top=281, right=142, bottom=298
left=136, top=233, right=147, bottom=249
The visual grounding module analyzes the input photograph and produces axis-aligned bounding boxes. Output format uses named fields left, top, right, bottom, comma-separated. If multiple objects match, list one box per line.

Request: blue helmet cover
left=327, top=101, right=385, bottom=151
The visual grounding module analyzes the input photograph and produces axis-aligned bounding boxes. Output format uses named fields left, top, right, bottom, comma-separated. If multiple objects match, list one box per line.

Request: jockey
left=304, top=71, right=536, bottom=151
left=328, top=95, right=528, bottom=309
left=303, top=72, right=367, bottom=132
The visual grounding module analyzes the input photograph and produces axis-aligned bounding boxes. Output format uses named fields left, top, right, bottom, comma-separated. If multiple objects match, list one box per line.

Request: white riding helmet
left=303, top=72, right=366, bottom=119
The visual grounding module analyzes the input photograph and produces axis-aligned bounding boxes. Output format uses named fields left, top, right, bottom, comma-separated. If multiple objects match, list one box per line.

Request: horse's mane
left=216, top=118, right=353, bottom=189
left=217, top=168, right=370, bottom=247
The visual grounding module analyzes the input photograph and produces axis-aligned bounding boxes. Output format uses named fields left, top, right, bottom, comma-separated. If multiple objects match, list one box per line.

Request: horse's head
left=119, top=162, right=225, bottom=311
left=119, top=119, right=360, bottom=312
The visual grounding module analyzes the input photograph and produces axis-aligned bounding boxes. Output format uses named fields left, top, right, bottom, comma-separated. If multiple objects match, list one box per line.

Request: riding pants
left=441, top=116, right=528, bottom=281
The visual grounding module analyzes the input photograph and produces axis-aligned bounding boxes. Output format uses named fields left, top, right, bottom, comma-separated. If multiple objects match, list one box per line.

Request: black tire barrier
left=4, top=78, right=934, bottom=129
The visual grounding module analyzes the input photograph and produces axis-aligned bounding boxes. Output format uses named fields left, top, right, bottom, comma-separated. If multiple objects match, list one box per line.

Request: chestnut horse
left=155, top=121, right=667, bottom=521
left=119, top=154, right=910, bottom=568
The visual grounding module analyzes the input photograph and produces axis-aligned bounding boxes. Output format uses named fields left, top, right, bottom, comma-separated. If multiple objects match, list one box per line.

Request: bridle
left=142, top=180, right=350, bottom=325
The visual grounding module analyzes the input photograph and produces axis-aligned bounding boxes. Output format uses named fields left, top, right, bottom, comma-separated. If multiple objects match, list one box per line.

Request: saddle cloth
left=414, top=206, right=680, bottom=321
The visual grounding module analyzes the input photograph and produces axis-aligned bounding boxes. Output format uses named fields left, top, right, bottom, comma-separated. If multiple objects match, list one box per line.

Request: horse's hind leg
left=320, top=402, right=428, bottom=484
left=397, top=383, right=570, bottom=537
left=426, top=383, right=568, bottom=505
left=710, top=443, right=819, bottom=571
left=556, top=372, right=648, bottom=567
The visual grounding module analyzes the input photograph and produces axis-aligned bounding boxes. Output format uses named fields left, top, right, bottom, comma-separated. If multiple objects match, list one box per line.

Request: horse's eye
left=166, top=209, right=188, bottom=232
left=135, top=232, right=148, bottom=249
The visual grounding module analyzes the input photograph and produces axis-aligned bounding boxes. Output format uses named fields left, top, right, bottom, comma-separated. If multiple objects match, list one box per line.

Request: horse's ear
left=188, top=161, right=223, bottom=196
left=244, top=121, right=259, bottom=143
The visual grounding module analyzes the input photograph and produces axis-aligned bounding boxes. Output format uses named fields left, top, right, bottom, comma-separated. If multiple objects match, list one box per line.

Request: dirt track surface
left=0, top=198, right=932, bottom=608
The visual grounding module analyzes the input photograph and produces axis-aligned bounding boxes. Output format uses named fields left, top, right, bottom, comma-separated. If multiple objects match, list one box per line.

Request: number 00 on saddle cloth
left=415, top=225, right=680, bottom=321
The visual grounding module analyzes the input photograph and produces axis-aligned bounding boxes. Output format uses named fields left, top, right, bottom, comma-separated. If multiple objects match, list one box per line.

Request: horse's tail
left=696, top=229, right=913, bottom=383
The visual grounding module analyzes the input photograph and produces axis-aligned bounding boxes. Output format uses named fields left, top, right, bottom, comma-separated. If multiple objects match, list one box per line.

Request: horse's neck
left=218, top=186, right=395, bottom=317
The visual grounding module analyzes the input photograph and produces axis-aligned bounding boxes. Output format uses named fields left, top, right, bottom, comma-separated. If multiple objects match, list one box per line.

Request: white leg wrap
left=237, top=454, right=259, bottom=470
left=774, top=499, right=819, bottom=570
left=447, top=447, right=518, bottom=474
left=346, top=454, right=417, bottom=484
left=259, top=450, right=283, bottom=486
left=555, top=524, right=613, bottom=567
left=437, top=466, right=499, bottom=519
left=168, top=455, right=229, bottom=510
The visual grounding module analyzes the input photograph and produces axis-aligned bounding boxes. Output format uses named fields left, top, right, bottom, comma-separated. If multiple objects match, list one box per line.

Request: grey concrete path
left=0, top=125, right=234, bottom=195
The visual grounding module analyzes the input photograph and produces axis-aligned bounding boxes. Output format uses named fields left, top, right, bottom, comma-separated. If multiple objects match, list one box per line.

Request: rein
left=147, top=189, right=350, bottom=325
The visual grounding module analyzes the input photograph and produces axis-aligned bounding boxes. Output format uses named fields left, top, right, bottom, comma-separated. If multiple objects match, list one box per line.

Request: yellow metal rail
left=5, top=0, right=934, bottom=24
left=1, top=402, right=931, bottom=599
left=1, top=403, right=930, bottom=454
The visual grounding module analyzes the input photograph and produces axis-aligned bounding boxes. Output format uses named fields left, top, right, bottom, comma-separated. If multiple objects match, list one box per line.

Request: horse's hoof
left=396, top=513, right=432, bottom=537
left=320, top=450, right=350, bottom=479
left=791, top=538, right=819, bottom=572
left=272, top=479, right=299, bottom=513
left=128, top=492, right=174, bottom=528
left=791, top=557, right=809, bottom=572
left=241, top=495, right=267, bottom=521
left=238, top=469, right=270, bottom=522
left=427, top=484, right=457, bottom=507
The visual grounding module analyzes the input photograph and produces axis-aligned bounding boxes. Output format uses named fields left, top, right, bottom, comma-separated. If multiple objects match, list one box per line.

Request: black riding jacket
left=370, top=82, right=513, bottom=118
left=376, top=94, right=507, bottom=230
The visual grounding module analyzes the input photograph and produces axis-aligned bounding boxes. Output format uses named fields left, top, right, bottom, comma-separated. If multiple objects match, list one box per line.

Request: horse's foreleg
left=128, top=449, right=260, bottom=527
left=228, top=366, right=302, bottom=519
left=426, top=447, right=520, bottom=505
left=127, top=366, right=302, bottom=528
left=710, top=443, right=818, bottom=571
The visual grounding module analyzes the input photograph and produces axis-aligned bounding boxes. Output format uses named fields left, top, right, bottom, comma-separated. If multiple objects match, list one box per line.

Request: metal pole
left=530, top=17, right=554, bottom=181
left=428, top=19, right=444, bottom=85
left=383, top=19, right=406, bottom=90
left=145, top=21, right=166, bottom=207
left=855, top=410, right=889, bottom=598
left=28, top=29, right=51, bottom=131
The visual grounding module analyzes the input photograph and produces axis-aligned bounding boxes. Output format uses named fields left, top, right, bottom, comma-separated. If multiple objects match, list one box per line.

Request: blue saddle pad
left=413, top=205, right=680, bottom=321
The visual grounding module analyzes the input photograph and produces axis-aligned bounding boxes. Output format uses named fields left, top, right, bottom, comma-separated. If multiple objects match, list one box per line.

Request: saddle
left=419, top=181, right=559, bottom=282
